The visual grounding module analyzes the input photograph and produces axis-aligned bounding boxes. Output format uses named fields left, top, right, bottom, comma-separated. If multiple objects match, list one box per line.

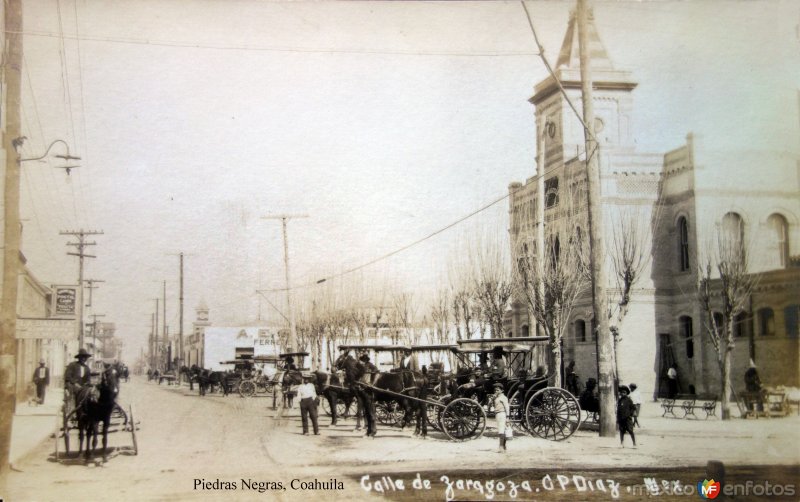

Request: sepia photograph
left=0, top=0, right=798, bottom=500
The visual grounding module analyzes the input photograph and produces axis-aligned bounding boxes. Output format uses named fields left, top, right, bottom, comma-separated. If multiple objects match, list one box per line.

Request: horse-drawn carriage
left=450, top=336, right=582, bottom=441
left=237, top=355, right=281, bottom=398
left=56, top=369, right=138, bottom=463
left=335, top=343, right=487, bottom=441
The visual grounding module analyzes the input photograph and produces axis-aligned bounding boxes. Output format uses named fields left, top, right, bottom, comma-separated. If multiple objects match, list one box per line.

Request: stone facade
left=507, top=10, right=800, bottom=400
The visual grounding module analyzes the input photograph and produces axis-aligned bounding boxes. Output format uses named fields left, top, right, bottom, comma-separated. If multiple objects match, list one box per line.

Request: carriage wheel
left=63, top=409, right=75, bottom=454
left=508, top=390, right=528, bottom=434
left=440, top=398, right=486, bottom=441
left=258, top=381, right=275, bottom=394
left=426, top=402, right=443, bottom=432
left=374, top=402, right=402, bottom=426
left=239, top=380, right=256, bottom=398
left=524, top=387, right=581, bottom=441
left=321, top=397, right=333, bottom=416
left=129, top=405, right=139, bottom=456
left=336, top=400, right=349, bottom=418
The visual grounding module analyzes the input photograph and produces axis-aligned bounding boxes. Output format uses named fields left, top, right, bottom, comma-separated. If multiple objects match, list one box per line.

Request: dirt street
left=4, top=377, right=799, bottom=501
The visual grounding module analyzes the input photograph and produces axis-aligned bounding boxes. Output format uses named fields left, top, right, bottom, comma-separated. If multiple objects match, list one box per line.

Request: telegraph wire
left=8, top=28, right=540, bottom=58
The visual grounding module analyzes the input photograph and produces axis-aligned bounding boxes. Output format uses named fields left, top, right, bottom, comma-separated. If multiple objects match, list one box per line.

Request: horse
left=197, top=369, right=230, bottom=396
left=75, top=367, right=119, bottom=464
left=311, top=370, right=356, bottom=426
left=180, top=365, right=200, bottom=390
left=335, top=353, right=427, bottom=437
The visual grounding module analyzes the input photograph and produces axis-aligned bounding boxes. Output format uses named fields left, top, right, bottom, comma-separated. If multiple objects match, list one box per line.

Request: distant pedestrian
left=629, top=383, right=642, bottom=427
left=617, top=385, right=637, bottom=448
left=32, top=359, right=50, bottom=405
left=492, top=383, right=510, bottom=453
left=744, top=359, right=762, bottom=393
left=667, top=364, right=678, bottom=399
left=297, top=375, right=320, bottom=435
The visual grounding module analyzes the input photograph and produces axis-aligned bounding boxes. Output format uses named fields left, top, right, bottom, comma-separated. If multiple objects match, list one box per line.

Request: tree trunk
left=721, top=346, right=733, bottom=420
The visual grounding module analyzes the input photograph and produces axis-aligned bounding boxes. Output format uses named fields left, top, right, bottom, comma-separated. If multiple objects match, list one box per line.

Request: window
left=733, top=312, right=748, bottom=338
left=712, top=312, right=724, bottom=333
left=721, top=212, right=745, bottom=261
left=767, top=214, right=789, bottom=268
left=758, top=308, right=775, bottom=336
left=784, top=305, right=799, bottom=338
left=575, top=319, right=587, bottom=343
left=680, top=315, right=694, bottom=359
left=521, top=325, right=530, bottom=337
left=544, top=177, right=559, bottom=208
left=678, top=217, right=690, bottom=271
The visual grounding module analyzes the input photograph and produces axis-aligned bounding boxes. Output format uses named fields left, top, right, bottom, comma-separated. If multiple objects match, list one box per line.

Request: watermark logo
left=697, top=479, right=721, bottom=499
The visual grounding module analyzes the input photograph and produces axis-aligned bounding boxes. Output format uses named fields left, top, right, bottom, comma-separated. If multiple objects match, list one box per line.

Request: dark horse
left=197, top=369, right=230, bottom=396
left=335, top=353, right=427, bottom=437
left=311, top=370, right=356, bottom=426
left=75, top=367, right=119, bottom=464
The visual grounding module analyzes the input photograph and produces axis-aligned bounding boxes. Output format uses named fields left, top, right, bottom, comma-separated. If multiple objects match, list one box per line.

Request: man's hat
left=302, top=374, right=315, bottom=381
left=493, top=383, right=504, bottom=390
left=359, top=354, right=370, bottom=362
left=618, top=385, right=630, bottom=395
left=39, top=358, right=46, bottom=364
left=75, top=348, right=92, bottom=359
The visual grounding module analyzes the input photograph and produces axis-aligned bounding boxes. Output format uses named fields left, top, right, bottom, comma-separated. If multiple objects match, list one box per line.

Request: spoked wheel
left=257, top=381, right=275, bottom=395
left=524, top=387, right=582, bottom=441
left=508, top=390, right=528, bottom=434
left=440, top=398, right=486, bottom=441
left=238, top=380, right=256, bottom=398
left=426, top=401, right=444, bottom=432
left=374, top=402, right=403, bottom=426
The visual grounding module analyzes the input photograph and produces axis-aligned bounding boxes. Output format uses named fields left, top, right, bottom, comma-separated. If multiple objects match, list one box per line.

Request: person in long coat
left=32, top=359, right=50, bottom=405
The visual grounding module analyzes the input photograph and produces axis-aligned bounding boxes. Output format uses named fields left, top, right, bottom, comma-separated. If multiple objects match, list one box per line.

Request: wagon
left=338, top=343, right=487, bottom=441
left=56, top=380, right=139, bottom=460
left=452, top=336, right=582, bottom=441
left=236, top=355, right=281, bottom=398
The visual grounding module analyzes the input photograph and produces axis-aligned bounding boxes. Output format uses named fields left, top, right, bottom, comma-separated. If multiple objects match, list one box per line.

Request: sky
left=15, top=0, right=800, bottom=362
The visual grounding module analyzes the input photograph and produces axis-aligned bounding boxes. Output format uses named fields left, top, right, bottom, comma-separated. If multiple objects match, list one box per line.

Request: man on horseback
left=65, top=349, right=93, bottom=408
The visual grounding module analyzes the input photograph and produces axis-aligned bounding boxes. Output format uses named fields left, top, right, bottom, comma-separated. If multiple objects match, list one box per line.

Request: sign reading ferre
left=51, top=285, right=78, bottom=317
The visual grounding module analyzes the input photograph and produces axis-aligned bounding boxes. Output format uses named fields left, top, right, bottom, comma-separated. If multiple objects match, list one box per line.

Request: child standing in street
left=617, top=385, right=637, bottom=448
left=629, top=383, right=642, bottom=427
left=492, top=383, right=510, bottom=453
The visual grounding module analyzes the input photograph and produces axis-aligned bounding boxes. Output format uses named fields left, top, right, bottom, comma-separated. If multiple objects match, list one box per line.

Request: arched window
left=521, top=325, right=530, bottom=337
left=678, top=217, right=690, bottom=271
left=548, top=235, right=561, bottom=270
left=574, top=319, right=587, bottom=343
left=767, top=214, right=789, bottom=268
left=680, top=315, right=694, bottom=359
left=758, top=308, right=775, bottom=336
left=721, top=212, right=745, bottom=260
left=784, top=305, right=799, bottom=338
left=544, top=177, right=559, bottom=208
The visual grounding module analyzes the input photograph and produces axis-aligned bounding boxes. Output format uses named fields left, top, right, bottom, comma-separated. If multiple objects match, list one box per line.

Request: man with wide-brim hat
left=297, top=374, right=320, bottom=435
left=64, top=348, right=92, bottom=405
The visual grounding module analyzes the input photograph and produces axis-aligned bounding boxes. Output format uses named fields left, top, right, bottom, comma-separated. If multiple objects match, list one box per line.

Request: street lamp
left=18, top=138, right=81, bottom=174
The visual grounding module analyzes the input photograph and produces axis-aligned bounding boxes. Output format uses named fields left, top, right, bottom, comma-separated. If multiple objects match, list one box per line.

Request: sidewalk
left=9, top=388, right=62, bottom=467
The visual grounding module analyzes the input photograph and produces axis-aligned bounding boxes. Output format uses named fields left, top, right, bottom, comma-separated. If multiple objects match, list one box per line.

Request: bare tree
left=607, top=205, right=662, bottom=378
left=695, top=220, right=758, bottom=419
left=429, top=288, right=451, bottom=345
left=469, top=229, right=515, bottom=339
left=514, top=220, right=588, bottom=387
left=392, top=292, right=420, bottom=346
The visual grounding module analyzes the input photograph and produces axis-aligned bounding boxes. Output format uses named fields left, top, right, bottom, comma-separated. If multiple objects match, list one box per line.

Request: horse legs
left=101, top=416, right=110, bottom=463
left=328, top=393, right=338, bottom=426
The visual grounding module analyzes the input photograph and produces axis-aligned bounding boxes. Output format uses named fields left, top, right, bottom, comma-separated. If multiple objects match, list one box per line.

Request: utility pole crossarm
left=60, top=229, right=104, bottom=350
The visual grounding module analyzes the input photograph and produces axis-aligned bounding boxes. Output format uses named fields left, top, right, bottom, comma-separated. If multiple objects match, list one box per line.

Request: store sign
left=51, top=285, right=78, bottom=318
left=17, top=318, right=76, bottom=340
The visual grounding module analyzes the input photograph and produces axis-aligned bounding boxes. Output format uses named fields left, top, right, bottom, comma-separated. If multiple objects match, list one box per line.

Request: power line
left=7, top=28, right=540, bottom=57
left=71, top=0, right=97, bottom=223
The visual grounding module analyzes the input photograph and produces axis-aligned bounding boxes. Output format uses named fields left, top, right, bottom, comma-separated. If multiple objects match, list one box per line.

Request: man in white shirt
left=297, top=375, right=320, bottom=435
left=629, top=383, right=643, bottom=427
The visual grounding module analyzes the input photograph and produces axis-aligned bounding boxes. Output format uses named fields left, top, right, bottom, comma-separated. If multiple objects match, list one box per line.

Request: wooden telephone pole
left=61, top=230, right=103, bottom=349
left=577, top=0, right=616, bottom=437
left=261, top=214, right=308, bottom=353
left=0, top=0, right=23, bottom=478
